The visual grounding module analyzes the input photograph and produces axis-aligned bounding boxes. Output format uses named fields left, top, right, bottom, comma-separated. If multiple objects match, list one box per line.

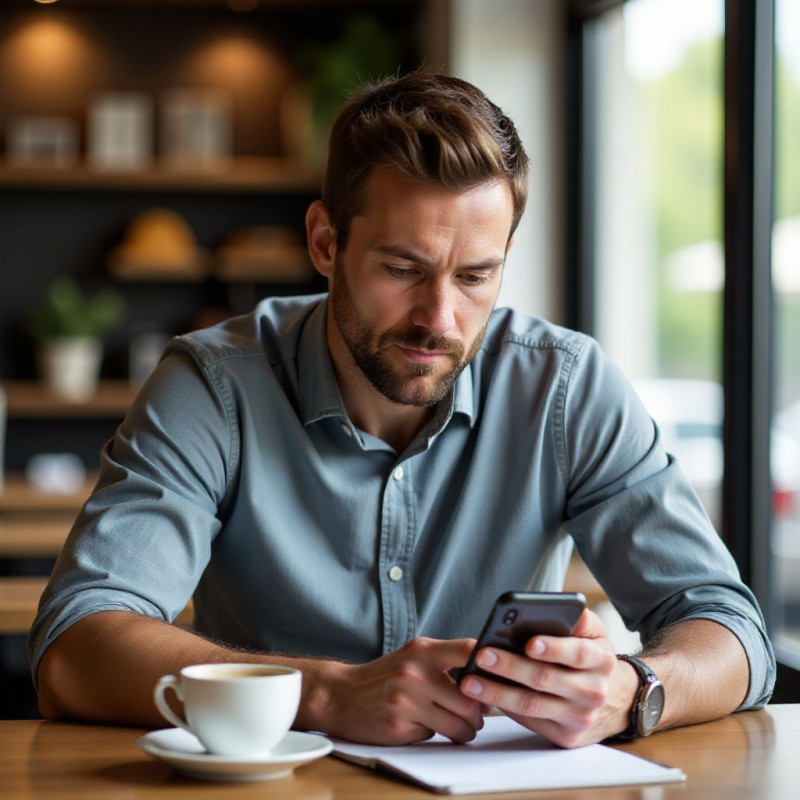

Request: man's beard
left=330, top=256, right=486, bottom=407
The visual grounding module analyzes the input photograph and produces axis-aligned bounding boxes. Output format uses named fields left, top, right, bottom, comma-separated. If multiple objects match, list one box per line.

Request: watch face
left=642, top=683, right=665, bottom=732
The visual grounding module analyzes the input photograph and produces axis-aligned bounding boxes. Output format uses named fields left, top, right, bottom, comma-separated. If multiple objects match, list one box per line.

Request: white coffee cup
left=153, top=663, right=302, bottom=757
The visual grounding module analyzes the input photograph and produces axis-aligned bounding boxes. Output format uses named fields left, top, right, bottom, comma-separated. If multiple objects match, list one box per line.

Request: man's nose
left=411, top=279, right=456, bottom=336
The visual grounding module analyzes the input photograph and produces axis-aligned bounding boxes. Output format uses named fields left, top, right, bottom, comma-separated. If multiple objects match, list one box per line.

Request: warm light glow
left=34, top=0, right=61, bottom=4
left=0, top=19, right=101, bottom=109
left=186, top=36, right=283, bottom=90
left=6, top=20, right=86, bottom=76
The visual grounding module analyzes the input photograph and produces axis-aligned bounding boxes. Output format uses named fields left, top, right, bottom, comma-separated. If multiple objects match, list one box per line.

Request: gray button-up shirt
left=29, top=295, right=775, bottom=709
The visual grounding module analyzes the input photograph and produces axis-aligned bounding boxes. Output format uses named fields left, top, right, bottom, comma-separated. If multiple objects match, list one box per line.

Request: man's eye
left=387, top=267, right=414, bottom=278
left=462, top=273, right=492, bottom=286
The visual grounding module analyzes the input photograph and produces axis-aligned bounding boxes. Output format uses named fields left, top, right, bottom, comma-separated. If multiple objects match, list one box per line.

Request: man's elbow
left=36, top=636, right=86, bottom=720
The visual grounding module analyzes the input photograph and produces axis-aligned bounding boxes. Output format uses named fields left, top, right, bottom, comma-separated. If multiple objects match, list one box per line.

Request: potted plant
left=289, top=14, right=402, bottom=163
left=27, top=277, right=126, bottom=402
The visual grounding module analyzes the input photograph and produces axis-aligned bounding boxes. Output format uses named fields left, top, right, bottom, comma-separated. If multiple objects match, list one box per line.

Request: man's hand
left=458, top=609, right=636, bottom=748
left=321, top=637, right=486, bottom=746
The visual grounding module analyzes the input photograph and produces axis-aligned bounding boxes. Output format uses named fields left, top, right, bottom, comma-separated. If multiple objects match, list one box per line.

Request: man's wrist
left=607, top=655, right=642, bottom=740
left=292, top=658, right=346, bottom=734
left=609, top=655, right=665, bottom=741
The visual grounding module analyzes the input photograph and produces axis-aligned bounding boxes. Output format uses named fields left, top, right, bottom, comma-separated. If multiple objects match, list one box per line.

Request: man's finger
left=570, top=608, right=607, bottom=639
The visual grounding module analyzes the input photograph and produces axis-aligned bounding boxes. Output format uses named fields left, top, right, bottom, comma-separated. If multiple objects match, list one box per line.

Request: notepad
left=332, top=715, right=685, bottom=795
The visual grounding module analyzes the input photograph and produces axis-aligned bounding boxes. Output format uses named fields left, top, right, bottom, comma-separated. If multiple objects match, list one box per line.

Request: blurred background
left=0, top=0, right=797, bottom=715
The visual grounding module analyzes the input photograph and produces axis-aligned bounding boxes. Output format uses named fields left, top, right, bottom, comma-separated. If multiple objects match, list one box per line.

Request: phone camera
left=502, top=608, right=518, bottom=625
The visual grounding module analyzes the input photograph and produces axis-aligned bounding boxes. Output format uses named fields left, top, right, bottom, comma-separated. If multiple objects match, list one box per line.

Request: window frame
left=565, top=0, right=799, bottom=698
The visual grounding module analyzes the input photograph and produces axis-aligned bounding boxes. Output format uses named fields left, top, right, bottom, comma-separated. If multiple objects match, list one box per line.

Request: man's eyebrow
left=371, top=244, right=505, bottom=270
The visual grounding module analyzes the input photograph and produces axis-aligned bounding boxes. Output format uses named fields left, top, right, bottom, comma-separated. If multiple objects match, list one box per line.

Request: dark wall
left=0, top=186, right=323, bottom=379
left=0, top=0, right=422, bottom=376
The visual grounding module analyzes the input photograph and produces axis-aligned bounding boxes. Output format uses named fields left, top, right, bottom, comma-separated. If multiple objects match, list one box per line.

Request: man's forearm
left=36, top=610, right=341, bottom=730
left=36, top=610, right=484, bottom=746
left=635, top=618, right=750, bottom=731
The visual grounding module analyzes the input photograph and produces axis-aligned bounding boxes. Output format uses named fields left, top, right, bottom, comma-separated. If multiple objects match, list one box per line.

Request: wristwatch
left=616, top=654, right=665, bottom=739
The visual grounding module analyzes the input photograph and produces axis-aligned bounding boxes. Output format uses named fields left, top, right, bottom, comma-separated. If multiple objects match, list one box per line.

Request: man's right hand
left=311, top=636, right=485, bottom=745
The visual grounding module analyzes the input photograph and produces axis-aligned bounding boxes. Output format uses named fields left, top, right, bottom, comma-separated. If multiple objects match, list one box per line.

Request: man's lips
left=395, top=344, right=454, bottom=364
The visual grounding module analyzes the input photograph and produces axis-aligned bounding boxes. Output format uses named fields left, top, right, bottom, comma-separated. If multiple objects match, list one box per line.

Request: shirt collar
left=298, top=298, right=346, bottom=425
left=297, top=296, right=477, bottom=429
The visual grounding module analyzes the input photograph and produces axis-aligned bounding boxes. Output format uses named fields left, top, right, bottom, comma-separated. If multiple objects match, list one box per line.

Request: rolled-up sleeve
left=557, top=338, right=775, bottom=710
left=27, top=346, right=234, bottom=684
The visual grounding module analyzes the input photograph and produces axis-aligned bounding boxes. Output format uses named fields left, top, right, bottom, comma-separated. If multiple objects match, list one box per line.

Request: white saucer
left=137, top=728, right=333, bottom=782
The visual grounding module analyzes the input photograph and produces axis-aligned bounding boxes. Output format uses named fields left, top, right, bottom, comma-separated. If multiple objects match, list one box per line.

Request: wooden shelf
left=0, top=577, right=52, bottom=635
left=0, top=516, right=74, bottom=558
left=0, top=474, right=95, bottom=513
left=3, top=380, right=136, bottom=418
left=0, top=575, right=193, bottom=635
left=0, top=157, right=322, bottom=194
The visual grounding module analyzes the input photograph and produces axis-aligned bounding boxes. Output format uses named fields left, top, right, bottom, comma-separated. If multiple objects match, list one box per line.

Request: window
left=583, top=0, right=725, bottom=528
left=771, top=0, right=800, bottom=664
left=569, top=0, right=800, bottom=690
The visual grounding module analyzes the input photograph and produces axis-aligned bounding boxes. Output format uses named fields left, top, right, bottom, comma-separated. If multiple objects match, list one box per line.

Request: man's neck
left=345, top=385, right=435, bottom=452
left=326, top=313, right=435, bottom=452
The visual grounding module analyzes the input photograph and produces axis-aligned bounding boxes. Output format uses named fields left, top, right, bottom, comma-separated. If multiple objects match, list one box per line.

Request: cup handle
left=153, top=674, right=191, bottom=732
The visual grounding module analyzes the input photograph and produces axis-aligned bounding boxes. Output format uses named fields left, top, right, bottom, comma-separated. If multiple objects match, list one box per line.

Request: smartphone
left=455, top=591, right=586, bottom=687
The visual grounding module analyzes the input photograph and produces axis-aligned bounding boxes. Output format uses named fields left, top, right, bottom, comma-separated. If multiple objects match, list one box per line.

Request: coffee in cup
left=153, top=663, right=301, bottom=757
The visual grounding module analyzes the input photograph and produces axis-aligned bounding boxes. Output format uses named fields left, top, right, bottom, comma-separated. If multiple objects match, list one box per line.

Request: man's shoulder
left=172, top=294, right=326, bottom=368
left=483, top=307, right=590, bottom=360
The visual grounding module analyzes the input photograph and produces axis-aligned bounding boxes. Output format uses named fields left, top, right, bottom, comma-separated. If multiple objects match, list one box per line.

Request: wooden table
left=1, top=705, right=798, bottom=799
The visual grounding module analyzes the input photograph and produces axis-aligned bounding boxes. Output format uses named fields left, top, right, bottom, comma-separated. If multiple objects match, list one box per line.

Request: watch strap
left=612, top=654, right=661, bottom=741
left=619, top=653, right=657, bottom=684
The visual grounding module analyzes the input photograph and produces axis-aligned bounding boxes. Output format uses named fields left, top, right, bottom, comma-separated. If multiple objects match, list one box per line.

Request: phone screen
left=456, top=591, right=586, bottom=687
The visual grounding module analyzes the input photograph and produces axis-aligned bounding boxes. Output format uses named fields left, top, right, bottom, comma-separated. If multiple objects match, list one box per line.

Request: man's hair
left=322, top=70, right=529, bottom=249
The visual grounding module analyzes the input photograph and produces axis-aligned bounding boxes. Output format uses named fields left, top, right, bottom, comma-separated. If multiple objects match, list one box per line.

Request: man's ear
left=306, top=201, right=336, bottom=278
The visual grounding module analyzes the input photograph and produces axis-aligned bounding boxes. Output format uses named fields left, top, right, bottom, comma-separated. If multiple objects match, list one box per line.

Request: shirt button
left=392, top=466, right=404, bottom=481
left=341, top=424, right=353, bottom=437
left=388, top=565, right=404, bottom=582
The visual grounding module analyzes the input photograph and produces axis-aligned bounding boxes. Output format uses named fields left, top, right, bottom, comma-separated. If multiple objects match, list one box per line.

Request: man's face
left=328, top=168, right=514, bottom=407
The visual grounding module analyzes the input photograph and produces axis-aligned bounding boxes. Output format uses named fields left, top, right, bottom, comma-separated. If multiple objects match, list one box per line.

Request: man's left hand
left=458, top=609, right=637, bottom=747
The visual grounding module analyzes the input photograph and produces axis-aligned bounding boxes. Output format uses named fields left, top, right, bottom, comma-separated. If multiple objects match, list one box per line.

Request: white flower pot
left=37, top=336, right=103, bottom=402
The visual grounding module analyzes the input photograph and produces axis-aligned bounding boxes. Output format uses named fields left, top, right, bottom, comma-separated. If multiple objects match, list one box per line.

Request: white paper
left=333, top=715, right=685, bottom=794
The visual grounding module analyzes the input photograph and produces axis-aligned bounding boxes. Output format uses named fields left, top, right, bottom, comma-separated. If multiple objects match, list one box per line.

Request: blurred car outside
left=631, top=379, right=800, bottom=545
left=632, top=378, right=724, bottom=530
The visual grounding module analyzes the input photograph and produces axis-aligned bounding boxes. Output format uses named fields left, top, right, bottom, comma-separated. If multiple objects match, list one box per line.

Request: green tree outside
left=638, top=36, right=800, bottom=398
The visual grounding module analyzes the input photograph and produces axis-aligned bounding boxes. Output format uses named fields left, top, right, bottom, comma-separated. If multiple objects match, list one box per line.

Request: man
left=29, top=71, right=774, bottom=748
